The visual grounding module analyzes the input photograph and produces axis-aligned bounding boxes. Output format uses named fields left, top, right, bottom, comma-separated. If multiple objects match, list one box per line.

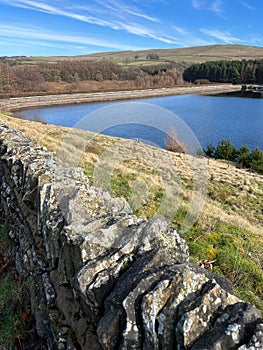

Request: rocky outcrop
left=0, top=122, right=262, bottom=349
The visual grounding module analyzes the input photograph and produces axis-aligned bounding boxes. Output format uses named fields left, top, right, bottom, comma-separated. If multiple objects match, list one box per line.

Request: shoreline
left=0, top=84, right=241, bottom=111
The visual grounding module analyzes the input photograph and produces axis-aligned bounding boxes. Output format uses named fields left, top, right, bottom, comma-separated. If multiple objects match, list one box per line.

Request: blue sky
left=0, top=0, right=262, bottom=56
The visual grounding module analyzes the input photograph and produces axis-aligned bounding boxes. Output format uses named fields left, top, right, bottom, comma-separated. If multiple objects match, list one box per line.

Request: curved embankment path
left=0, top=84, right=241, bottom=111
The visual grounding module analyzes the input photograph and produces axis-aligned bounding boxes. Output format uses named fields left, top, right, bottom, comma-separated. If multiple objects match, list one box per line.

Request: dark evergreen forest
left=203, top=139, right=263, bottom=174
left=183, top=59, right=263, bottom=84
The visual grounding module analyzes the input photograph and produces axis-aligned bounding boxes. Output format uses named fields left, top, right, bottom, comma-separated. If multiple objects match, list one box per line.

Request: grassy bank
left=0, top=113, right=262, bottom=312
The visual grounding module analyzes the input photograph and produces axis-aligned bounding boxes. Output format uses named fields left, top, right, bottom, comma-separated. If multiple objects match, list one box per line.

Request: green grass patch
left=0, top=223, right=10, bottom=247
left=208, top=180, right=263, bottom=226
left=184, top=222, right=263, bottom=311
left=103, top=163, right=263, bottom=312
left=111, top=168, right=135, bottom=200
left=0, top=224, right=21, bottom=348
left=0, top=273, right=23, bottom=348
left=134, top=186, right=164, bottom=219
left=56, top=140, right=263, bottom=313
left=0, top=224, right=34, bottom=349
left=83, top=162, right=95, bottom=183
left=208, top=181, right=237, bottom=204
left=85, top=139, right=106, bottom=155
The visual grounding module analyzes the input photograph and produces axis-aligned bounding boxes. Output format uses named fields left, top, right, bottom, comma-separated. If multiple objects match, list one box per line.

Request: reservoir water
left=17, top=94, right=263, bottom=150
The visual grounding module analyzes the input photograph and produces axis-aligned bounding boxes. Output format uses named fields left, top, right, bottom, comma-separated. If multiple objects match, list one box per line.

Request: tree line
left=183, top=59, right=263, bottom=84
left=204, top=139, right=263, bottom=174
left=0, top=60, right=184, bottom=95
left=164, top=129, right=263, bottom=174
left=2, top=56, right=263, bottom=95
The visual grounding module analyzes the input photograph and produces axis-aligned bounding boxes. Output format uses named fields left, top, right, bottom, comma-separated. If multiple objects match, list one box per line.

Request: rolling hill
left=5, top=44, right=263, bottom=66
left=82, top=44, right=263, bottom=64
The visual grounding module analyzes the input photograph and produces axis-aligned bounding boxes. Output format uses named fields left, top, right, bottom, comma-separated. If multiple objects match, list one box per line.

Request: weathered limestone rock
left=191, top=302, right=262, bottom=350
left=0, top=122, right=262, bottom=349
left=238, top=323, right=263, bottom=349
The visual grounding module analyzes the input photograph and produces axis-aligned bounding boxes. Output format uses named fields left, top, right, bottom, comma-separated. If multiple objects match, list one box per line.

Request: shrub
left=205, top=139, right=263, bottom=174
left=215, top=139, right=237, bottom=162
left=164, top=127, right=187, bottom=153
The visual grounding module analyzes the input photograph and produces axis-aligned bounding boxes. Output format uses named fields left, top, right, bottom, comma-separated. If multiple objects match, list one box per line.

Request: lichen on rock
left=0, top=123, right=262, bottom=349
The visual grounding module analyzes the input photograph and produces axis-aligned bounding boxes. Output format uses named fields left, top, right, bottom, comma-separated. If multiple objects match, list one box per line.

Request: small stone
left=58, top=343, right=66, bottom=350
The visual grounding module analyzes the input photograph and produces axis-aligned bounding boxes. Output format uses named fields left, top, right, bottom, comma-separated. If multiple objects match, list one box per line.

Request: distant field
left=5, top=44, right=263, bottom=66
left=67, top=44, right=263, bottom=65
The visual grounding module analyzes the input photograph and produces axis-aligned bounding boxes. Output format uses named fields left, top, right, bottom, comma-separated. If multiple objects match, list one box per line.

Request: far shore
left=0, top=84, right=241, bottom=111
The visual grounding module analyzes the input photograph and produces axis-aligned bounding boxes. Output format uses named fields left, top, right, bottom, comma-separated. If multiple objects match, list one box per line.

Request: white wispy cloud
left=93, top=0, right=160, bottom=22
left=0, top=0, right=159, bottom=28
left=173, top=25, right=188, bottom=35
left=200, top=28, right=243, bottom=44
left=250, top=36, right=263, bottom=45
left=122, top=7, right=159, bottom=22
left=0, top=0, right=208, bottom=47
left=210, top=0, right=223, bottom=14
left=0, top=24, right=143, bottom=51
left=0, top=0, right=233, bottom=52
left=192, top=0, right=224, bottom=15
left=112, top=21, right=180, bottom=44
left=0, top=23, right=211, bottom=53
left=0, top=0, right=115, bottom=27
left=0, top=0, right=175, bottom=45
left=1, top=37, right=86, bottom=51
left=192, top=0, right=205, bottom=9
left=241, top=1, right=255, bottom=10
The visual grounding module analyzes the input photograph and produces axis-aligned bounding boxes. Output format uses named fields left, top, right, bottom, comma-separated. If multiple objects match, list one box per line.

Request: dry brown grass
left=26, top=44, right=263, bottom=65
left=1, top=112, right=263, bottom=309
left=6, top=44, right=263, bottom=66
left=1, top=113, right=262, bottom=234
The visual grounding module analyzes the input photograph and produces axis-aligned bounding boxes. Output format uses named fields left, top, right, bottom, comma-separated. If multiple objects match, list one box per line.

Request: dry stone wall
left=0, top=122, right=262, bottom=350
